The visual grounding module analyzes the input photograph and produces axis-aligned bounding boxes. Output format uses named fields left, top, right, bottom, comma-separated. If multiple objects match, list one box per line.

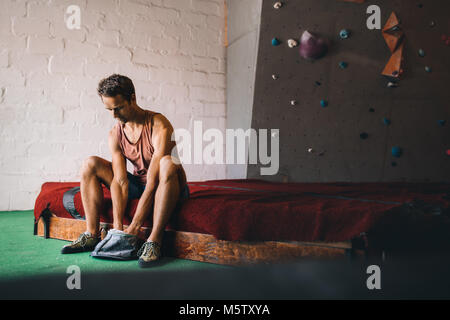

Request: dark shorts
left=127, top=172, right=190, bottom=202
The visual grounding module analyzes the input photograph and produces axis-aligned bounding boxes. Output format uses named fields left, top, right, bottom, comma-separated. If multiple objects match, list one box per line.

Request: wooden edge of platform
left=36, top=215, right=363, bottom=265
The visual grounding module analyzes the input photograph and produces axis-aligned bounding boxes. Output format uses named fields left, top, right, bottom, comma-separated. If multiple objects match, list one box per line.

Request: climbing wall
left=247, top=0, right=450, bottom=182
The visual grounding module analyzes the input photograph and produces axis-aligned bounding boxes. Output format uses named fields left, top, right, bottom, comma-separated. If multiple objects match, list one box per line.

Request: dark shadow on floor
left=1, top=252, right=450, bottom=300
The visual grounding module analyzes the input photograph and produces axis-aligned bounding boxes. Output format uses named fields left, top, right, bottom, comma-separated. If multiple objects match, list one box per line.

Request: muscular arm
left=126, top=114, right=176, bottom=233
left=108, top=129, right=129, bottom=230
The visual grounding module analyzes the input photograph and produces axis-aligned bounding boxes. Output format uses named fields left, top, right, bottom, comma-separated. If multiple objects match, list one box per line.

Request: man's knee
left=80, top=156, right=101, bottom=177
left=159, top=155, right=178, bottom=183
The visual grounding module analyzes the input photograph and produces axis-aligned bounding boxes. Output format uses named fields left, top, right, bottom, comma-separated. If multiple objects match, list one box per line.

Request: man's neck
left=125, top=105, right=148, bottom=129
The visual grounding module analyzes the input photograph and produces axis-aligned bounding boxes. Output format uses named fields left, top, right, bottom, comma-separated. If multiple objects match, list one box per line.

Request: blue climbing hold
left=360, top=132, right=369, bottom=140
left=339, top=61, right=348, bottom=69
left=438, top=120, right=446, bottom=126
left=272, top=38, right=281, bottom=46
left=320, top=100, right=328, bottom=107
left=339, top=29, right=350, bottom=39
left=383, top=117, right=391, bottom=125
left=425, top=66, right=432, bottom=73
left=418, top=49, right=425, bottom=57
left=392, top=146, right=403, bottom=158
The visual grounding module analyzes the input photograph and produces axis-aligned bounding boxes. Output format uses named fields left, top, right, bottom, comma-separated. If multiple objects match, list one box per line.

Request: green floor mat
left=0, top=210, right=228, bottom=281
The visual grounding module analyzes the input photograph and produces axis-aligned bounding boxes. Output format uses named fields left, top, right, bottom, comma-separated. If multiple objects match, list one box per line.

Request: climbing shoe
left=137, top=241, right=162, bottom=268
left=61, top=231, right=100, bottom=254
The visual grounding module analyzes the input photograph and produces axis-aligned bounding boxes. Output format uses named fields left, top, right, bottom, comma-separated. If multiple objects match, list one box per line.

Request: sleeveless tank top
left=115, top=110, right=160, bottom=185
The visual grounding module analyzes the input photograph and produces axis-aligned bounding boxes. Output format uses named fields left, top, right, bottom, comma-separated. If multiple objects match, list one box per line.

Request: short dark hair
left=97, top=74, right=135, bottom=102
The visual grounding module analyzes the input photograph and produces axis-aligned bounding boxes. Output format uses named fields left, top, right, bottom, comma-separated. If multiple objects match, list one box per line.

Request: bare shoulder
left=108, top=126, right=121, bottom=152
left=152, top=113, right=173, bottom=132
left=108, top=126, right=117, bottom=141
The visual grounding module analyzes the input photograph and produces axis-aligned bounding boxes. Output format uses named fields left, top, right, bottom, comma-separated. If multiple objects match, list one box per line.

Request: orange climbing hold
left=382, top=42, right=404, bottom=78
left=382, top=12, right=405, bottom=78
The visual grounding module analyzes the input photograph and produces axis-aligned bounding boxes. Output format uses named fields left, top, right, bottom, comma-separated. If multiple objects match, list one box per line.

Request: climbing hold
left=383, top=117, right=391, bottom=125
left=315, top=81, right=321, bottom=86
left=272, top=38, right=281, bottom=46
left=387, top=81, right=398, bottom=88
left=287, top=39, right=298, bottom=48
left=438, top=120, right=446, bottom=126
left=429, top=21, right=436, bottom=27
left=320, top=99, right=328, bottom=107
left=447, top=149, right=450, bottom=156
left=273, top=2, right=282, bottom=9
left=425, top=66, right=432, bottom=73
left=271, top=131, right=279, bottom=138
left=299, top=30, right=329, bottom=60
left=339, top=29, right=350, bottom=39
left=382, top=42, right=404, bottom=78
left=418, top=49, right=425, bottom=57
left=442, top=35, right=450, bottom=46
left=339, top=61, right=348, bottom=69
left=391, top=146, right=403, bottom=158
left=381, top=12, right=405, bottom=78
left=360, top=132, right=369, bottom=140
left=272, top=74, right=279, bottom=80
left=307, top=148, right=314, bottom=153
left=382, top=12, right=403, bottom=51
left=290, top=100, right=297, bottom=106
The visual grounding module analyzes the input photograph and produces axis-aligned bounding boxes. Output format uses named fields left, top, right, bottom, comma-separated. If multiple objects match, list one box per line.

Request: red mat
left=34, top=179, right=450, bottom=243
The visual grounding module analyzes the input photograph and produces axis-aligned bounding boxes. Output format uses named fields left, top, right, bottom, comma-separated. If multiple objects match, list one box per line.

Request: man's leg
left=61, top=156, right=115, bottom=254
left=147, top=155, right=186, bottom=245
left=79, top=156, right=114, bottom=236
left=133, top=156, right=186, bottom=266
left=125, top=155, right=186, bottom=241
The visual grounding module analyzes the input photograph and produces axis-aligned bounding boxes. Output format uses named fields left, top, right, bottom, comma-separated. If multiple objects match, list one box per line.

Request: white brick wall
left=0, top=0, right=227, bottom=210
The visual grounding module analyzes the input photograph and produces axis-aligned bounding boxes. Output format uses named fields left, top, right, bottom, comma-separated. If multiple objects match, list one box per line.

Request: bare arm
left=144, top=114, right=176, bottom=193
left=126, top=114, right=175, bottom=233
left=108, top=128, right=129, bottom=230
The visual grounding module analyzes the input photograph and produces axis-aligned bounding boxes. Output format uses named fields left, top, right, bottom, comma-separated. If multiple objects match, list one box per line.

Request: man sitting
left=61, top=74, right=188, bottom=268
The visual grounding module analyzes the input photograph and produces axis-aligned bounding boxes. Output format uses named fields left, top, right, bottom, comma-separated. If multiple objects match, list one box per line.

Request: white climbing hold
left=387, top=82, right=398, bottom=88
left=290, top=100, right=297, bottom=106
left=287, top=39, right=298, bottom=48
left=274, top=2, right=282, bottom=9
left=272, top=74, right=278, bottom=80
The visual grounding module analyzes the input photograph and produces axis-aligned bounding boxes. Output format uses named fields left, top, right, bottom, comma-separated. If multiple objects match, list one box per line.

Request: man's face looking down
left=101, top=94, right=134, bottom=124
